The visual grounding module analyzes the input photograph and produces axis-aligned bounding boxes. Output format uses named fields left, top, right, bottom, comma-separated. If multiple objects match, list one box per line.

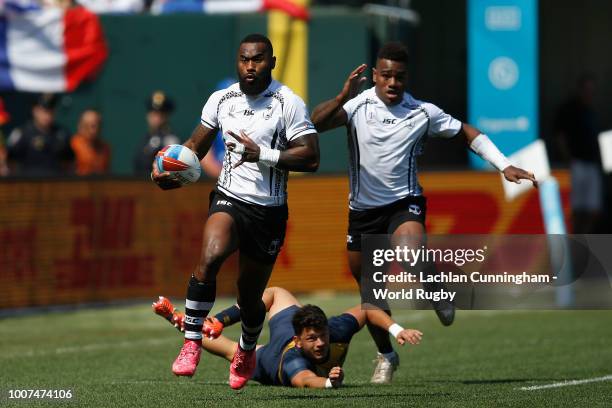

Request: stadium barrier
left=0, top=171, right=570, bottom=309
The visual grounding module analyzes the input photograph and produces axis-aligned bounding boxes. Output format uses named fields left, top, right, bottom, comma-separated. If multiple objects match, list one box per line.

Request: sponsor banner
left=0, top=172, right=570, bottom=309
left=361, top=234, right=612, bottom=310
left=468, top=0, right=538, bottom=168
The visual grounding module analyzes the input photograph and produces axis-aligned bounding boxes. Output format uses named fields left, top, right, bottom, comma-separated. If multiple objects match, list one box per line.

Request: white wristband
left=325, top=378, right=333, bottom=389
left=258, top=146, right=280, bottom=167
left=388, top=323, right=404, bottom=339
left=469, top=134, right=512, bottom=172
left=233, top=143, right=245, bottom=155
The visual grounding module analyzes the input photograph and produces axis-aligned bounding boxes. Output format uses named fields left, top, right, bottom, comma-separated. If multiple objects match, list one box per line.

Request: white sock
left=239, top=336, right=256, bottom=351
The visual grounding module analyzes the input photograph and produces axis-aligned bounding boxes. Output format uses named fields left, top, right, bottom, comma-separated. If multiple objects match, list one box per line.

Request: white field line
left=519, top=375, right=612, bottom=391
left=1, top=337, right=177, bottom=360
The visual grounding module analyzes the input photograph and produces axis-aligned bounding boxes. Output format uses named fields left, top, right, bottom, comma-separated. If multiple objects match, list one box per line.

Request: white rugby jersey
left=343, top=87, right=462, bottom=210
left=200, top=80, right=316, bottom=206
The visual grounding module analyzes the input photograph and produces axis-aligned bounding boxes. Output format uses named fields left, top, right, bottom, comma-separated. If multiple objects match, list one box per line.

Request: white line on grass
left=519, top=375, right=612, bottom=391
left=2, top=337, right=177, bottom=360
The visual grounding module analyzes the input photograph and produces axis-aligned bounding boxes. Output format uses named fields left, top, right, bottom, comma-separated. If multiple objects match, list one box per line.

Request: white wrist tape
left=388, top=323, right=404, bottom=339
left=325, top=378, right=333, bottom=389
left=233, top=143, right=245, bottom=155
left=470, top=134, right=512, bottom=172
left=258, top=146, right=280, bottom=167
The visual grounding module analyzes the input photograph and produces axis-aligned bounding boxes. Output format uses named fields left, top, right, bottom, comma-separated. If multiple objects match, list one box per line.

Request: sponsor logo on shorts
left=216, top=200, right=232, bottom=207
left=409, top=204, right=422, bottom=215
left=382, top=118, right=397, bottom=125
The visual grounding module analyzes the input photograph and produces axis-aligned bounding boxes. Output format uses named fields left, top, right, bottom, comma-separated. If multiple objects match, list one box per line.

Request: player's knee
left=197, top=238, right=228, bottom=277
left=266, top=286, right=287, bottom=298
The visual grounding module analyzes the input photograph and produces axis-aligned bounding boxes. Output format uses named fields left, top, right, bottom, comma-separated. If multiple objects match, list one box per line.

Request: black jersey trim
left=348, top=127, right=360, bottom=202
left=216, top=90, right=244, bottom=117
left=348, top=98, right=375, bottom=123
left=407, top=107, right=430, bottom=193
left=269, top=129, right=278, bottom=194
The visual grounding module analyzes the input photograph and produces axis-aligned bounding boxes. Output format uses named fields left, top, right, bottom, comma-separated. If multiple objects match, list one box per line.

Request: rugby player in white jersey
left=151, top=34, right=319, bottom=390
left=312, top=42, right=536, bottom=384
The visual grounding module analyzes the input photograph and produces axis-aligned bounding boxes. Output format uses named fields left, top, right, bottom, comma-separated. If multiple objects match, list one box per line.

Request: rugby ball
left=156, top=144, right=201, bottom=186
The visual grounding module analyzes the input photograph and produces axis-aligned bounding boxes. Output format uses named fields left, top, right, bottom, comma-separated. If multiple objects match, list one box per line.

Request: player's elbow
left=306, top=158, right=319, bottom=172
left=311, top=110, right=323, bottom=128
left=305, top=148, right=320, bottom=172
left=298, top=153, right=319, bottom=172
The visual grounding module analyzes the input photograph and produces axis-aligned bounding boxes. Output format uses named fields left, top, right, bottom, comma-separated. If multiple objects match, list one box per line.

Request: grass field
left=1, top=293, right=611, bottom=407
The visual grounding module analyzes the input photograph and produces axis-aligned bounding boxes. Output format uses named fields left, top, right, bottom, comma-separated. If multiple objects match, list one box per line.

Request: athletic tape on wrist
left=388, top=323, right=404, bottom=339
left=233, top=143, right=245, bottom=155
left=258, top=146, right=280, bottom=167
left=470, top=134, right=512, bottom=172
left=325, top=378, right=333, bottom=389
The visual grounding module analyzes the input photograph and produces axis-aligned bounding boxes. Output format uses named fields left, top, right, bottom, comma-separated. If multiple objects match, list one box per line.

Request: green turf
left=1, top=294, right=611, bottom=407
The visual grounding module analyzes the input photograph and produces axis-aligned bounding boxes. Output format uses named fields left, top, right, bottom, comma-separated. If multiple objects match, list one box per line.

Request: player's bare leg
left=201, top=336, right=239, bottom=362
left=173, top=212, right=239, bottom=377
left=209, top=286, right=300, bottom=335
left=348, top=250, right=398, bottom=383
left=391, top=221, right=455, bottom=326
left=229, top=253, right=274, bottom=390
left=265, top=287, right=301, bottom=318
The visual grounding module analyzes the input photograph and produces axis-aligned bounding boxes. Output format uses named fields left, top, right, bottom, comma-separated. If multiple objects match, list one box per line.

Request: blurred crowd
left=0, top=91, right=222, bottom=179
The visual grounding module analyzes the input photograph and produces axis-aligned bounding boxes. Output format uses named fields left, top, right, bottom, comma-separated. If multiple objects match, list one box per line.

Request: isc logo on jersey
left=156, top=144, right=201, bottom=186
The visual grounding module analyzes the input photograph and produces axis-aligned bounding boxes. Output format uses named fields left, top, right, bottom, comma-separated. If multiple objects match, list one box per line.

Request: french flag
left=0, top=3, right=108, bottom=92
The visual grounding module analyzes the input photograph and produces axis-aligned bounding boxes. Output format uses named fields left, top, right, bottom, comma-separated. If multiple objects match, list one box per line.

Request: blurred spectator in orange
left=133, top=90, right=180, bottom=175
left=6, top=94, right=74, bottom=176
left=71, top=109, right=110, bottom=175
left=0, top=97, right=11, bottom=176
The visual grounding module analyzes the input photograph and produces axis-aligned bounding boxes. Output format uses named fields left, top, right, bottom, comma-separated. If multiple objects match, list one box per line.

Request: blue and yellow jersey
left=253, top=305, right=360, bottom=386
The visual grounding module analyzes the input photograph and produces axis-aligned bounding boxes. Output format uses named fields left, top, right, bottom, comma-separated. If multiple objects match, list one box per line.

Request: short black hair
left=292, top=304, right=328, bottom=335
left=34, top=93, right=58, bottom=110
left=377, top=42, right=409, bottom=65
left=240, top=33, right=274, bottom=55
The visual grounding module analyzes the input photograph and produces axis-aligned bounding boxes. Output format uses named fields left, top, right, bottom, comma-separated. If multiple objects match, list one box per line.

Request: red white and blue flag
left=0, top=2, right=108, bottom=92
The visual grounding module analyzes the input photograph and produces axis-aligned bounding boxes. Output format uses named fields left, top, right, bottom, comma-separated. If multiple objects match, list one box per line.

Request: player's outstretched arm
left=151, top=123, right=218, bottom=190
left=291, top=367, right=344, bottom=389
left=346, top=305, right=423, bottom=346
left=311, top=64, right=367, bottom=132
left=226, top=130, right=319, bottom=172
left=367, top=307, right=422, bottom=345
left=460, top=123, right=538, bottom=187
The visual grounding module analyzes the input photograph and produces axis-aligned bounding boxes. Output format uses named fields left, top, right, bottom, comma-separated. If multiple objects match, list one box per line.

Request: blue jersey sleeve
left=280, top=348, right=313, bottom=386
left=328, top=313, right=360, bottom=343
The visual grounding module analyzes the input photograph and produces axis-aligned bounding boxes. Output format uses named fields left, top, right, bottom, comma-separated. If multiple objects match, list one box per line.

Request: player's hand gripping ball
left=155, top=145, right=201, bottom=187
